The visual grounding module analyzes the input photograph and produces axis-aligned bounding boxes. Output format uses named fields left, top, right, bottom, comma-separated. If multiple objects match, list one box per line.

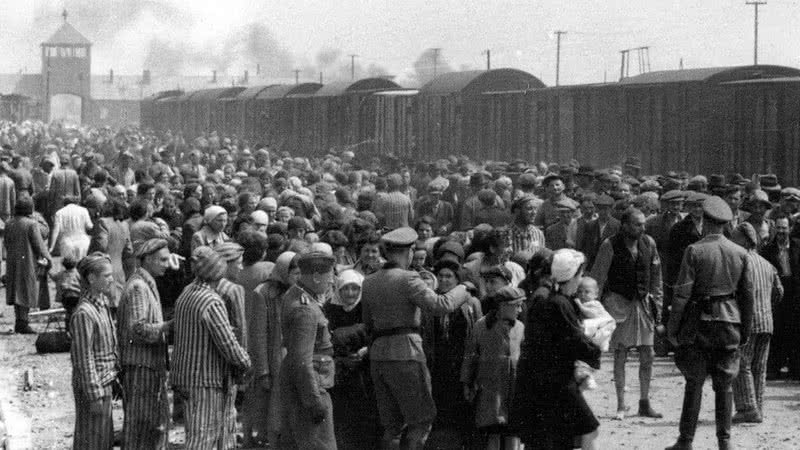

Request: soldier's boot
left=716, top=390, right=734, bottom=450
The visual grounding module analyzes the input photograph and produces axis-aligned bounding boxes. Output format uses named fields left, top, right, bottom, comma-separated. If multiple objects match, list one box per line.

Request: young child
left=50, top=254, right=82, bottom=331
left=461, top=286, right=526, bottom=450
left=574, top=276, right=616, bottom=391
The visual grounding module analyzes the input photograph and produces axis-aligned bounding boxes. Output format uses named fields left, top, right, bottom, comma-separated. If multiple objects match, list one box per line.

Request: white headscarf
left=332, top=269, right=365, bottom=312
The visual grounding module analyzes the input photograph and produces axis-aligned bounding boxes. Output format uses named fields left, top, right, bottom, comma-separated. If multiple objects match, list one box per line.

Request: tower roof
left=43, top=19, right=91, bottom=46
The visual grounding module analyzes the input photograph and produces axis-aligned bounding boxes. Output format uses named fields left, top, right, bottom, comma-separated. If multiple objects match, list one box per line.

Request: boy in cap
left=545, top=199, right=576, bottom=251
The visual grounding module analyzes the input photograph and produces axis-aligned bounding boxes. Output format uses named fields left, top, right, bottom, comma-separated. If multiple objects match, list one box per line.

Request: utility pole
left=746, top=1, right=766, bottom=65
left=484, top=49, right=491, bottom=70
left=431, top=48, right=441, bottom=77
left=293, top=69, right=300, bottom=85
left=319, top=72, right=323, bottom=84
left=349, top=54, right=359, bottom=80
left=554, top=31, right=567, bottom=86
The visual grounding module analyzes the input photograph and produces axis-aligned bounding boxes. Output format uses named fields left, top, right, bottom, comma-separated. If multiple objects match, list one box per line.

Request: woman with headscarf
left=70, top=253, right=118, bottom=449
left=191, top=205, right=230, bottom=253
left=428, top=258, right=483, bottom=449
left=511, top=249, right=601, bottom=450
left=251, top=251, right=300, bottom=446
left=5, top=195, right=51, bottom=333
left=322, top=269, right=380, bottom=448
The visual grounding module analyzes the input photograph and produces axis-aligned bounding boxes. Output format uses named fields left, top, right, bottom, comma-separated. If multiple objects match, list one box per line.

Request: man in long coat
left=48, top=155, right=82, bottom=221
left=118, top=238, right=173, bottom=449
left=4, top=195, right=50, bottom=333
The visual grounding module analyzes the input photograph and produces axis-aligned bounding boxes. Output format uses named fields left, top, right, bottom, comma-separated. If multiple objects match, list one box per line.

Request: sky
left=2, top=0, right=800, bottom=87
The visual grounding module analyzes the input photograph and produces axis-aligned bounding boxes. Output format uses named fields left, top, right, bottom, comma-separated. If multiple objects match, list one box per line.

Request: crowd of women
left=0, top=119, right=793, bottom=449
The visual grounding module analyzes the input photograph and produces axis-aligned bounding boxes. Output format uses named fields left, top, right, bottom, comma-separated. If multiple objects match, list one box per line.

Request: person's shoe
left=613, top=406, right=629, bottom=420
left=718, top=438, right=731, bottom=450
left=732, top=410, right=762, bottom=424
left=665, top=439, right=693, bottom=450
left=638, top=399, right=663, bottom=418
left=14, top=324, right=36, bottom=334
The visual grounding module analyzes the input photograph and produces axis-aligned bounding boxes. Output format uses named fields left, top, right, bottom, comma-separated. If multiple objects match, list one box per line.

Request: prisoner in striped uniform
left=731, top=223, right=783, bottom=423
left=170, top=246, right=251, bottom=450
left=118, top=239, right=173, bottom=449
left=70, top=253, right=118, bottom=450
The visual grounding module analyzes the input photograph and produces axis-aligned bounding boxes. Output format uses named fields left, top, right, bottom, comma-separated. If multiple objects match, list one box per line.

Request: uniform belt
left=372, top=326, right=421, bottom=339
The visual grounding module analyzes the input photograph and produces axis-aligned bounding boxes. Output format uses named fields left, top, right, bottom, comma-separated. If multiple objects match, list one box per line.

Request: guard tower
left=40, top=9, right=92, bottom=124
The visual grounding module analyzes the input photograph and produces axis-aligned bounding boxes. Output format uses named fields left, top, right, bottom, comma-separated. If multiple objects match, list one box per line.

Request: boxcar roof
left=235, top=85, right=280, bottom=100
left=314, top=78, right=399, bottom=97
left=372, top=90, right=419, bottom=96
left=146, top=90, right=184, bottom=102
left=255, top=83, right=323, bottom=100
left=619, top=65, right=800, bottom=85
left=418, top=69, right=544, bottom=96
left=188, top=87, right=246, bottom=101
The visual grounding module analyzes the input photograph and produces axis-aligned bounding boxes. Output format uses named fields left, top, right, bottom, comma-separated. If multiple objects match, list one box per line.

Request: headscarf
left=332, top=269, right=365, bottom=311
left=192, top=246, right=226, bottom=282
left=268, top=251, right=297, bottom=285
left=134, top=238, right=169, bottom=259
left=77, top=252, right=112, bottom=283
left=203, top=205, right=227, bottom=224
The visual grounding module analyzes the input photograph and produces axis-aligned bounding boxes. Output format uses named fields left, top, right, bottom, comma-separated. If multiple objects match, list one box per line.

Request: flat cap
left=436, top=240, right=465, bottom=262
left=685, top=191, right=709, bottom=204
left=661, top=190, right=685, bottom=202
left=595, top=194, right=615, bottom=207
left=703, top=196, right=733, bottom=223
left=518, top=172, right=538, bottom=188
left=297, top=251, right=336, bottom=273
left=480, top=264, right=513, bottom=282
left=542, top=173, right=564, bottom=186
left=381, top=227, right=418, bottom=248
left=781, top=187, right=800, bottom=201
left=134, top=238, right=169, bottom=259
left=555, top=198, right=577, bottom=211
left=492, top=285, right=526, bottom=304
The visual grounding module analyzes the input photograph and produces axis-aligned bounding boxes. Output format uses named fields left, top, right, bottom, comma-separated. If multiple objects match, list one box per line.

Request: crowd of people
left=0, top=118, right=796, bottom=449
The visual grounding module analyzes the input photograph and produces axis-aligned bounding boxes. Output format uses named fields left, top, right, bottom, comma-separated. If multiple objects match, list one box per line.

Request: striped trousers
left=122, top=366, right=169, bottom=450
left=179, top=386, right=235, bottom=450
left=733, top=333, right=771, bottom=414
left=72, top=384, right=113, bottom=449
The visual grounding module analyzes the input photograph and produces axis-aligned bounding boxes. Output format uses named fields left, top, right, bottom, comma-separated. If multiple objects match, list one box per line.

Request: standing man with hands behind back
left=362, top=227, right=473, bottom=450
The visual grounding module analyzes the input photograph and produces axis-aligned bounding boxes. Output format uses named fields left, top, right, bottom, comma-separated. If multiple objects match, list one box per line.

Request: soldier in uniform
left=280, top=251, right=338, bottom=449
left=361, top=227, right=472, bottom=449
left=666, top=196, right=754, bottom=450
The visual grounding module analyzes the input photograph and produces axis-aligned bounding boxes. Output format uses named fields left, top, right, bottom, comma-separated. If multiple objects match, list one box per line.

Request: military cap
left=685, top=191, right=709, bottom=204
left=661, top=190, right=685, bottom=202
left=492, top=286, right=526, bottom=305
left=518, top=172, right=538, bottom=188
left=381, top=227, right=418, bottom=248
left=555, top=198, right=577, bottom=211
left=134, top=238, right=169, bottom=259
left=781, top=187, right=800, bottom=201
left=297, top=251, right=336, bottom=273
left=480, top=264, right=513, bottom=282
left=595, top=194, right=615, bottom=207
left=702, top=196, right=733, bottom=223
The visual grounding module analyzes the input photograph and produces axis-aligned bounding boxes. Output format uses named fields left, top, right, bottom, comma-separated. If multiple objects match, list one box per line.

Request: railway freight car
left=308, top=78, right=399, bottom=156
left=250, top=83, right=322, bottom=148
left=416, top=69, right=544, bottom=160
left=140, top=90, right=182, bottom=131
left=373, top=89, right=419, bottom=158
left=481, top=65, right=800, bottom=184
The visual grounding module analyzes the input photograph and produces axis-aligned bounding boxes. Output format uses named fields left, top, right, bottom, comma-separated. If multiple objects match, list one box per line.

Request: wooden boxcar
left=372, top=90, right=419, bottom=158
left=141, top=90, right=181, bottom=132
left=309, top=78, right=400, bottom=156
left=480, top=65, right=800, bottom=184
left=416, top=69, right=544, bottom=160
left=250, top=83, right=322, bottom=148
left=230, top=85, right=277, bottom=142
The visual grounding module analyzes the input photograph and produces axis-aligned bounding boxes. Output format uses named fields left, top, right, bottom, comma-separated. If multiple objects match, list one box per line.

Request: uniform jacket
left=668, top=234, right=755, bottom=349
left=118, top=268, right=169, bottom=371
left=361, top=262, right=470, bottom=362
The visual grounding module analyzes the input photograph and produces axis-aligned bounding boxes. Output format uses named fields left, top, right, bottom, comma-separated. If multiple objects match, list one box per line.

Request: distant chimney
left=109, top=68, right=114, bottom=84
left=244, top=70, right=249, bottom=84
left=142, top=69, right=151, bottom=85
left=256, top=64, right=261, bottom=75
left=212, top=70, right=217, bottom=83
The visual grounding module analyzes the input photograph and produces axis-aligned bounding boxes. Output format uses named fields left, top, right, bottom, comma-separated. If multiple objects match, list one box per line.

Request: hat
left=470, top=172, right=487, bottom=187
left=624, top=156, right=642, bottom=170
left=734, top=222, right=758, bottom=248
left=542, top=173, right=564, bottom=186
left=381, top=227, right=418, bottom=248
left=480, top=264, right=513, bottom=282
left=477, top=189, right=496, bottom=206
left=310, top=242, right=334, bottom=255
left=511, top=194, right=542, bottom=213
left=433, top=258, right=463, bottom=278
left=555, top=198, right=576, bottom=212
left=518, top=173, right=538, bottom=188
left=577, top=166, right=595, bottom=177
left=216, top=242, right=244, bottom=262
left=729, top=173, right=747, bottom=186
left=595, top=194, right=615, bottom=207
left=203, top=205, right=227, bottom=224
left=685, top=191, right=709, bottom=204
left=436, top=240, right=465, bottom=263
left=702, top=196, right=733, bottom=223
left=746, top=189, right=772, bottom=210
left=782, top=187, right=800, bottom=201
left=551, top=249, right=586, bottom=283
left=640, top=179, right=661, bottom=193
left=192, top=246, right=226, bottom=281
left=297, top=251, right=336, bottom=273
left=427, top=181, right=445, bottom=194
left=709, top=174, right=727, bottom=188
left=134, top=238, right=169, bottom=259
left=492, top=286, right=526, bottom=305
left=250, top=210, right=270, bottom=226
left=760, top=174, right=781, bottom=192
left=661, top=190, right=685, bottom=202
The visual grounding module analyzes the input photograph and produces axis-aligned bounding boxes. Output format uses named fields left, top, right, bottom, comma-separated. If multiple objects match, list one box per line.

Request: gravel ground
left=2, top=300, right=800, bottom=449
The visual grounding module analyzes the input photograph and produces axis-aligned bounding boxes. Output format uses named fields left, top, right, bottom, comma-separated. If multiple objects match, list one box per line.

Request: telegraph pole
left=349, top=54, right=359, bottom=80
left=431, top=48, right=441, bottom=77
left=293, top=69, right=300, bottom=84
left=484, top=49, right=491, bottom=70
left=746, top=1, right=766, bottom=65
left=554, top=31, right=567, bottom=86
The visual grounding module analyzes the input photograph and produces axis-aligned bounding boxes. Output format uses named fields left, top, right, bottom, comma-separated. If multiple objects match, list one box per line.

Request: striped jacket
left=118, top=268, right=169, bottom=371
left=745, top=250, right=783, bottom=334
left=70, top=291, right=118, bottom=401
left=217, top=278, right=247, bottom=349
left=170, top=280, right=251, bottom=389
